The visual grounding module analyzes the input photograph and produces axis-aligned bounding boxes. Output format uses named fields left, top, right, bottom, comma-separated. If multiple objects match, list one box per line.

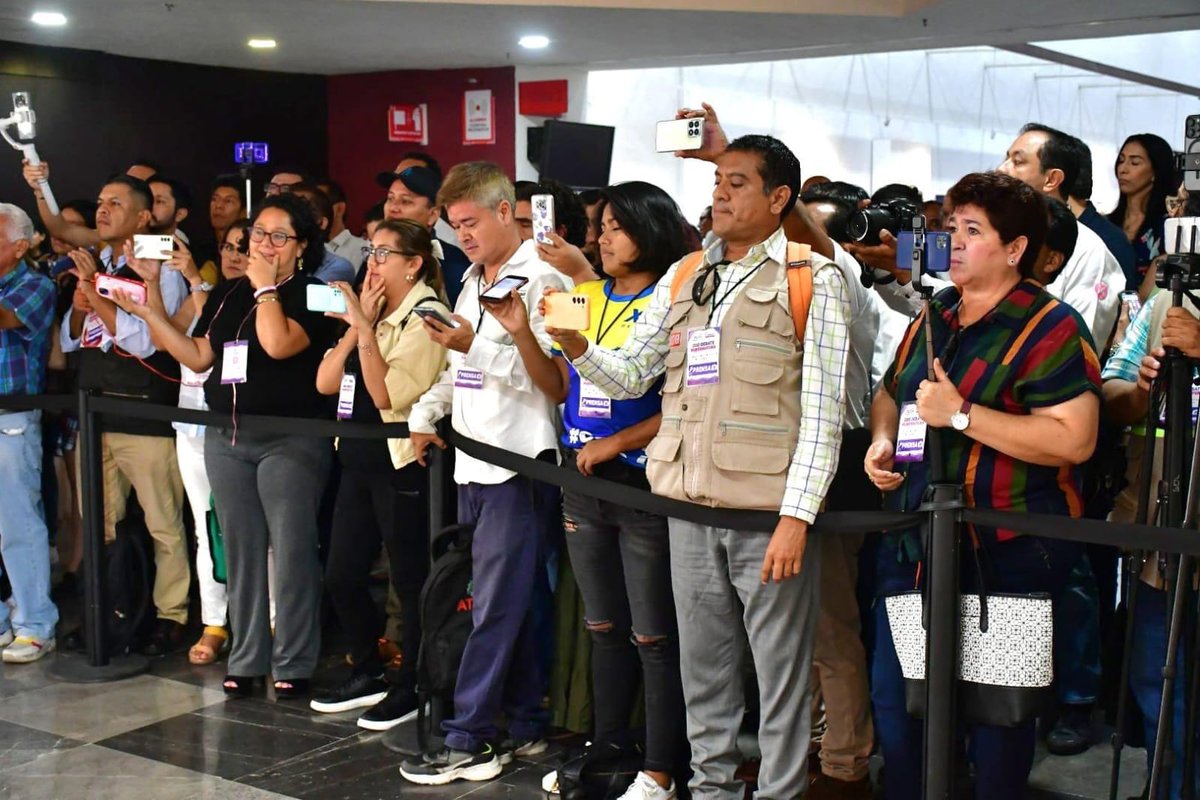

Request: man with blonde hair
left=402, top=162, right=571, bottom=786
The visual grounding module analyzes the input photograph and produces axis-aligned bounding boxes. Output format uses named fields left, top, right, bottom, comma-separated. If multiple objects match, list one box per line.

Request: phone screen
left=480, top=275, right=528, bottom=302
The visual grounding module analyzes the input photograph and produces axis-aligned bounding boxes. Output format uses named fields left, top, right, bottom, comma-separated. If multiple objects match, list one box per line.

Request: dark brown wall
left=0, top=41, right=328, bottom=245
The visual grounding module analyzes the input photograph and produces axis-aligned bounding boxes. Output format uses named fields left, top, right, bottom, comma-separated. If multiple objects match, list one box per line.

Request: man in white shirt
left=403, top=162, right=571, bottom=786
left=319, top=179, right=368, bottom=274
left=998, top=123, right=1125, bottom=348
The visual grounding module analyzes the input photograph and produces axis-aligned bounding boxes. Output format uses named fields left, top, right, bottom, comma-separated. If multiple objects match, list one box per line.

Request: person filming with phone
left=309, top=219, right=450, bottom=730
left=482, top=180, right=690, bottom=800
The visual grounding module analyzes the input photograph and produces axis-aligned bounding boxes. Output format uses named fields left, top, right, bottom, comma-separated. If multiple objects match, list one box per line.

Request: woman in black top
left=1107, top=133, right=1179, bottom=292
left=310, top=219, right=449, bottom=728
left=114, top=194, right=336, bottom=698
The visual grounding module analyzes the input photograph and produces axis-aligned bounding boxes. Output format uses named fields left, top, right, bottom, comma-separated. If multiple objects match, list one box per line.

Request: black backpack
left=105, top=506, right=156, bottom=655
left=415, top=524, right=474, bottom=747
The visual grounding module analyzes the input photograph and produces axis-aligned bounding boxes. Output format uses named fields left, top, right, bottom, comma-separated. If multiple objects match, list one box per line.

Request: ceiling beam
left=381, top=0, right=939, bottom=16
left=999, top=43, right=1200, bottom=98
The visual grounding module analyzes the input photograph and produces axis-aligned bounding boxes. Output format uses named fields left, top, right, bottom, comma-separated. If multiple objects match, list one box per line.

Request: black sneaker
left=399, top=744, right=502, bottom=785
left=1046, top=703, right=1095, bottom=756
left=496, top=737, right=549, bottom=765
left=140, top=619, right=185, bottom=657
left=309, top=672, right=388, bottom=714
left=357, top=686, right=423, bottom=731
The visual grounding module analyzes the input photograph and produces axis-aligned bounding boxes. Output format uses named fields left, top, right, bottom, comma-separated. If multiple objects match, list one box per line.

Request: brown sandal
left=188, top=626, right=229, bottom=665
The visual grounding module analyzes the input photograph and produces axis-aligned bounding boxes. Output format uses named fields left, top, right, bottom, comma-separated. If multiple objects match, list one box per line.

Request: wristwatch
left=191, top=281, right=214, bottom=294
left=950, top=400, right=972, bottom=432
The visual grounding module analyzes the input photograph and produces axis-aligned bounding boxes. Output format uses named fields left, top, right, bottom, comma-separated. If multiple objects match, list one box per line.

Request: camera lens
left=847, top=207, right=894, bottom=245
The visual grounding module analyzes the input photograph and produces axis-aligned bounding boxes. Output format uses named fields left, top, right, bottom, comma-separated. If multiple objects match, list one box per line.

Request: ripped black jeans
left=562, top=450, right=684, bottom=774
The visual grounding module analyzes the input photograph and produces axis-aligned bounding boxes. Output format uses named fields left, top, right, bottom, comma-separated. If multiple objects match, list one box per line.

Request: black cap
left=375, top=166, right=441, bottom=204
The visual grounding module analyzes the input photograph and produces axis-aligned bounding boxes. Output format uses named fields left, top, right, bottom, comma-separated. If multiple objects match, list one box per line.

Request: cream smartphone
left=132, top=234, right=174, bottom=261
left=543, top=292, right=590, bottom=330
left=306, top=284, right=347, bottom=314
left=532, top=194, right=555, bottom=245
left=95, top=273, right=147, bottom=305
left=656, top=118, right=703, bottom=153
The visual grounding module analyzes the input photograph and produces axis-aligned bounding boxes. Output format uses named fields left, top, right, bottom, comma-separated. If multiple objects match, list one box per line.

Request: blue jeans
left=442, top=477, right=553, bottom=751
left=871, top=534, right=1082, bottom=800
left=1053, top=556, right=1102, bottom=705
left=1130, top=583, right=1199, bottom=800
left=0, top=410, right=59, bottom=640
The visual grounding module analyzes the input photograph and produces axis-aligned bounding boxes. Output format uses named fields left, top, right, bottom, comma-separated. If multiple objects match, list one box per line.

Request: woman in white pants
left=170, top=221, right=249, bottom=664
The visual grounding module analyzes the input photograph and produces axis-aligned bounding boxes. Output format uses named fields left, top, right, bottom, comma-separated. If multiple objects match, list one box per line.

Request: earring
left=1009, top=258, right=1015, bottom=265
left=298, top=256, right=305, bottom=270
left=406, top=274, right=416, bottom=283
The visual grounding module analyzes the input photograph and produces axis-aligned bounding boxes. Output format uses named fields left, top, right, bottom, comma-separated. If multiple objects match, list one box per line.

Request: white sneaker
left=542, top=769, right=559, bottom=794
left=0, top=630, right=13, bottom=648
left=2, top=635, right=55, bottom=664
left=617, top=772, right=676, bottom=800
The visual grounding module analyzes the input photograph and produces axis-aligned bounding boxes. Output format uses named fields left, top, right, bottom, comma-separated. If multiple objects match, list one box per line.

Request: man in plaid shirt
left=0, top=202, right=59, bottom=663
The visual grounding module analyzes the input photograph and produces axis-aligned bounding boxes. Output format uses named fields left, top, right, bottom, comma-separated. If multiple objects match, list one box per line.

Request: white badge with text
left=221, top=340, right=249, bottom=385
left=337, top=373, right=356, bottom=420
left=455, top=367, right=484, bottom=390
left=81, top=312, right=106, bottom=348
left=685, top=327, right=721, bottom=387
left=578, top=379, right=612, bottom=419
left=894, top=402, right=928, bottom=463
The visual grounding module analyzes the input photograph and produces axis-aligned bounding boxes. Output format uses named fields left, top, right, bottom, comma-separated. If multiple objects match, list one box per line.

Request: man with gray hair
left=0, top=202, right=59, bottom=663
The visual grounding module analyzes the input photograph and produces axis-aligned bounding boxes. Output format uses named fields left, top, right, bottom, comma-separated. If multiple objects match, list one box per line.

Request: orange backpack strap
left=669, top=250, right=706, bottom=303
left=669, top=243, right=814, bottom=342
left=785, top=242, right=815, bottom=344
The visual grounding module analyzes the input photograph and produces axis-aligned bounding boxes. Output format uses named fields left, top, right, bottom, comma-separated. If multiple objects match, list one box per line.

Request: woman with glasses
left=111, top=194, right=336, bottom=699
left=863, top=173, right=1101, bottom=800
left=309, top=220, right=449, bottom=729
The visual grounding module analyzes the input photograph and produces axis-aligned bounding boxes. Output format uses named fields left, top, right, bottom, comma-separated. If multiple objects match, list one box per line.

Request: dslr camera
left=850, top=200, right=950, bottom=273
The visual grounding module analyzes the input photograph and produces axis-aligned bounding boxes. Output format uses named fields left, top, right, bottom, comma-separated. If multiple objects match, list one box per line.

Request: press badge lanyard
left=206, top=274, right=295, bottom=443
left=594, top=280, right=653, bottom=346
left=693, top=257, right=767, bottom=328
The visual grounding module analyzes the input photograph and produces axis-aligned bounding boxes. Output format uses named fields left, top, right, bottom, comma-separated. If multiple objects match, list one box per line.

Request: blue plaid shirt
left=0, top=260, right=56, bottom=396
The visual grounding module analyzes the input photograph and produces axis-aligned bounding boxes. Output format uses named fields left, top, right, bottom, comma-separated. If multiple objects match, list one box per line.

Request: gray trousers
left=669, top=519, right=821, bottom=800
left=205, top=430, right=330, bottom=680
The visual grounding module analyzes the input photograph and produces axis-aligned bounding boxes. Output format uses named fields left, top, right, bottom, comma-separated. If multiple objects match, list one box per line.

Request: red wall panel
left=327, top=66, right=516, bottom=231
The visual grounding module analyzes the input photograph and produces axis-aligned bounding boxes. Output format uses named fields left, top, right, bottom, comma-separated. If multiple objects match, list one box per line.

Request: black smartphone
left=479, top=275, right=529, bottom=303
left=413, top=306, right=459, bottom=328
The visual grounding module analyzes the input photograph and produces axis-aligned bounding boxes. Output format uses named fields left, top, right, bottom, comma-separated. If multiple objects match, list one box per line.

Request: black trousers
left=324, top=462, right=429, bottom=674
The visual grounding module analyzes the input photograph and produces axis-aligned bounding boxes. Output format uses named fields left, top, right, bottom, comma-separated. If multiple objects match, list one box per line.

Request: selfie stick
left=0, top=92, right=59, bottom=215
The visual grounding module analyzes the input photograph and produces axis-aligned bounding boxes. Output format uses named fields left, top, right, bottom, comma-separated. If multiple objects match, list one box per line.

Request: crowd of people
left=0, top=97, right=1197, bottom=800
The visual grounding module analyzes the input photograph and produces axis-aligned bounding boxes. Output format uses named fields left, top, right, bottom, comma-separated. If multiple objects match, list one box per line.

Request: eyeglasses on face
left=361, top=245, right=415, bottom=264
left=264, top=183, right=296, bottom=195
left=219, top=242, right=247, bottom=255
left=249, top=227, right=299, bottom=247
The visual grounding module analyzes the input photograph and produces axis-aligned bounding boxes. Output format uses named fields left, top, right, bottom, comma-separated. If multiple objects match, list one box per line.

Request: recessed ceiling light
left=31, top=11, right=67, bottom=27
left=519, top=35, right=550, bottom=50
left=248, top=38, right=277, bottom=49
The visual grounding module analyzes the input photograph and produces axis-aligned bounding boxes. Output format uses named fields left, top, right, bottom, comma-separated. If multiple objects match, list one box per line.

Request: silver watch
left=191, top=281, right=214, bottom=294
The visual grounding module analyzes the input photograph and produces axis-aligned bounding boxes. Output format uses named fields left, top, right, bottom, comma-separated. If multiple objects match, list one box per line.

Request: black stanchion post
left=47, top=388, right=148, bottom=683
left=426, top=438, right=445, bottom=540
left=923, top=482, right=963, bottom=800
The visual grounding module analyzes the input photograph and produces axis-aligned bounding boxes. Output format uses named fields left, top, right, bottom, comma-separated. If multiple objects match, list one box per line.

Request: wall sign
left=389, top=103, right=428, bottom=144
left=463, top=89, right=495, bottom=146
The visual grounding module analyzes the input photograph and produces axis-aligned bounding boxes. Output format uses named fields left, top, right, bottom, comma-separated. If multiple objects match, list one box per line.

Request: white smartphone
left=306, top=284, right=347, bottom=314
left=656, top=118, right=703, bottom=153
left=132, top=234, right=174, bottom=261
left=479, top=275, right=529, bottom=303
left=532, top=194, right=555, bottom=246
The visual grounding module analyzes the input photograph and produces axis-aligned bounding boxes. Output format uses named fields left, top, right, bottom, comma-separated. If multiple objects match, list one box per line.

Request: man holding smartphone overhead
left=59, top=174, right=191, bottom=657
left=402, top=162, right=572, bottom=786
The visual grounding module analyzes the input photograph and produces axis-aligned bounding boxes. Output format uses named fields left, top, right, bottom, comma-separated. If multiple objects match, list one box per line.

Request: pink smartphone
left=95, top=274, right=147, bottom=306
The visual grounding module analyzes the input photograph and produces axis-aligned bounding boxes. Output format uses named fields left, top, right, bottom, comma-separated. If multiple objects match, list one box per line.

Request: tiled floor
left=0, top=648, right=561, bottom=800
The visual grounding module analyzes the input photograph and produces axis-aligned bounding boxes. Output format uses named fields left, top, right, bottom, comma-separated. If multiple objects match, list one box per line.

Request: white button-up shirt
left=407, top=238, right=573, bottom=485
left=326, top=228, right=369, bottom=276
left=1046, top=221, right=1125, bottom=348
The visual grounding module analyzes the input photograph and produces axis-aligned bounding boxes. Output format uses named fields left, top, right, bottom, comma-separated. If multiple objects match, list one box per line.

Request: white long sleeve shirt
left=1046, top=221, right=1125, bottom=348
left=407, top=238, right=573, bottom=485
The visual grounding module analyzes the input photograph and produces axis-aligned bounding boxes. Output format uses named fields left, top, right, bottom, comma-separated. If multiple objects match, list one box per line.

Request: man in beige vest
left=552, top=135, right=851, bottom=800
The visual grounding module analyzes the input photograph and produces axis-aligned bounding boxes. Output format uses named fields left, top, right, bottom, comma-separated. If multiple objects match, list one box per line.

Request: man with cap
left=376, top=164, right=471, bottom=306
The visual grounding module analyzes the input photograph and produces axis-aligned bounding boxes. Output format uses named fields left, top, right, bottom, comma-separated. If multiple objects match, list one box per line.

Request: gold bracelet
left=357, top=341, right=374, bottom=356
left=255, top=295, right=280, bottom=306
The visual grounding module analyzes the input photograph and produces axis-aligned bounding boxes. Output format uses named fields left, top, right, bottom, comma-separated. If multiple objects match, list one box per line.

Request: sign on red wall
left=519, top=79, right=568, bottom=117
left=389, top=103, right=428, bottom=144
left=463, top=90, right=495, bottom=146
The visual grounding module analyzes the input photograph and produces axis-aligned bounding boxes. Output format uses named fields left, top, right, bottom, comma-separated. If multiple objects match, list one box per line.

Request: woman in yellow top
left=311, top=219, right=450, bottom=730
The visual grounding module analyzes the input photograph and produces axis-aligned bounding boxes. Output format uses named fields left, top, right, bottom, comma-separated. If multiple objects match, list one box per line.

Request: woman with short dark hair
left=484, top=180, right=690, bottom=799
left=111, top=193, right=336, bottom=699
left=864, top=172, right=1102, bottom=800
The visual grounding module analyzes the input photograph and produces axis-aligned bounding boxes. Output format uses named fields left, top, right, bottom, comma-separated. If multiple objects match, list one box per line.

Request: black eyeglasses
left=361, top=245, right=415, bottom=264
left=249, top=227, right=299, bottom=247
left=263, top=183, right=296, bottom=196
